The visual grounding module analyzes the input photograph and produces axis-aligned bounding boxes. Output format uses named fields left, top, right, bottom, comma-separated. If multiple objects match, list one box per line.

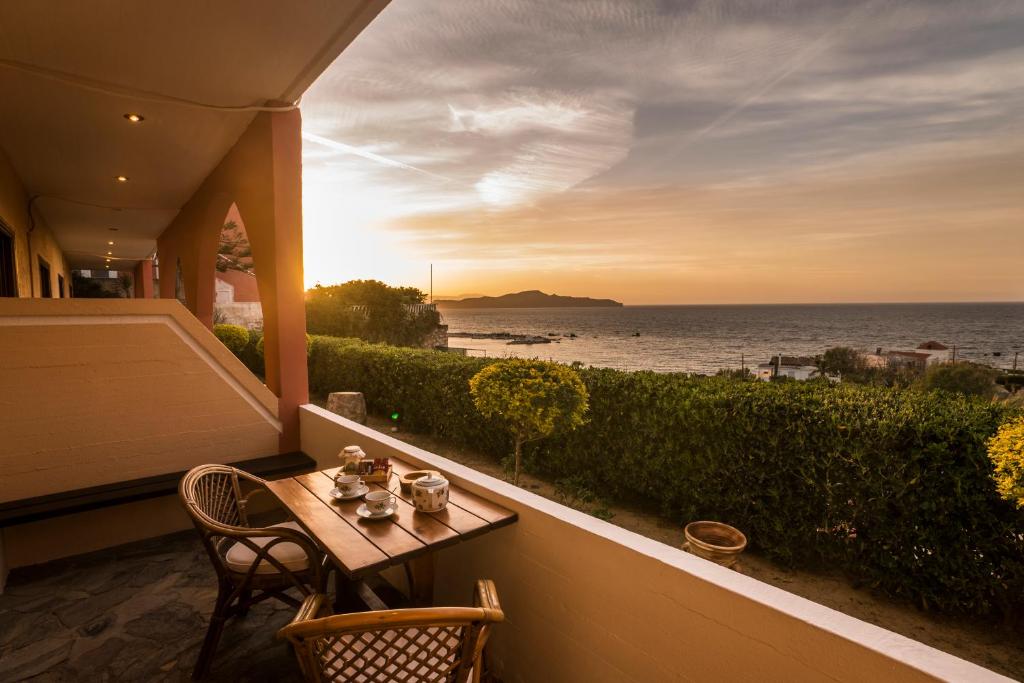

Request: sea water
left=439, top=302, right=1024, bottom=374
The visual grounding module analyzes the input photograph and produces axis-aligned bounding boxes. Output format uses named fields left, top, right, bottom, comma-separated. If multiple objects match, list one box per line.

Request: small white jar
left=339, top=445, right=365, bottom=473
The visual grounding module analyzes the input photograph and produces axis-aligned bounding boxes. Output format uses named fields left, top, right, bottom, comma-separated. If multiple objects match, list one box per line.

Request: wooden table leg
left=333, top=570, right=362, bottom=613
left=406, top=554, right=435, bottom=606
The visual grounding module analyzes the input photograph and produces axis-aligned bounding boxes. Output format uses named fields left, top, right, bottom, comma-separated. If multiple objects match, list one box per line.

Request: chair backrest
left=280, top=580, right=504, bottom=683
left=179, top=464, right=256, bottom=529
left=179, top=464, right=326, bottom=595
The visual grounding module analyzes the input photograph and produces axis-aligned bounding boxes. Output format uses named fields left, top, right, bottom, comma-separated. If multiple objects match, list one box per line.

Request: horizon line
left=615, top=299, right=1024, bottom=307
left=433, top=298, right=1024, bottom=307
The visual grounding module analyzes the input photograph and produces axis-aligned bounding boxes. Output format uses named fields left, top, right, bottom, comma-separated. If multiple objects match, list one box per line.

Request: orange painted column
left=133, top=259, right=154, bottom=299
left=255, top=110, right=308, bottom=453
left=153, top=110, right=308, bottom=453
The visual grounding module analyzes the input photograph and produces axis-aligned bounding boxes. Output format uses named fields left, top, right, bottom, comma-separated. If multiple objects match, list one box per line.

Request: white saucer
left=330, top=485, right=369, bottom=501
left=356, top=503, right=396, bottom=519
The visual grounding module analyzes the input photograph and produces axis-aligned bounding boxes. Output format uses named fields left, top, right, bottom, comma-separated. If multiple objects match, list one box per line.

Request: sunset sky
left=299, top=0, right=1023, bottom=304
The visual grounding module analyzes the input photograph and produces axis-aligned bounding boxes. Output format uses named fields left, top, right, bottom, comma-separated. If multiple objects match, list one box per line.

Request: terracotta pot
left=683, top=521, right=747, bottom=568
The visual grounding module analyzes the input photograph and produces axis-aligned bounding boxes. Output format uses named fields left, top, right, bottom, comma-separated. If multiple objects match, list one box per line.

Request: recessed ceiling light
left=107, top=241, right=114, bottom=245
left=115, top=175, right=129, bottom=183
left=123, top=113, right=144, bottom=123
left=107, top=251, right=112, bottom=255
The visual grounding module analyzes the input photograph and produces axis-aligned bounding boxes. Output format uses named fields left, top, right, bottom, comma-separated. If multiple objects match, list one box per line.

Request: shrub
left=238, top=329, right=265, bottom=377
left=306, top=280, right=439, bottom=347
left=306, top=336, right=1024, bottom=616
left=218, top=328, right=311, bottom=379
left=469, top=359, right=589, bottom=484
left=818, top=346, right=864, bottom=377
left=213, top=324, right=249, bottom=356
left=918, top=362, right=997, bottom=398
left=989, top=416, right=1024, bottom=509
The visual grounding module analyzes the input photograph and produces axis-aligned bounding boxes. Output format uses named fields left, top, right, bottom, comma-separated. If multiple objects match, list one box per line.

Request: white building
left=914, top=341, right=951, bottom=365
left=756, top=355, right=821, bottom=381
left=214, top=270, right=263, bottom=329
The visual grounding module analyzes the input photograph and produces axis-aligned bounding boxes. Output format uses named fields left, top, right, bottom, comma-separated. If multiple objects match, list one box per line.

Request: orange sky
left=299, top=0, right=1024, bottom=304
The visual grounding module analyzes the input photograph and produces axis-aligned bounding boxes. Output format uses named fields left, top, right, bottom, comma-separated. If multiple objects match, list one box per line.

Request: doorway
left=0, top=222, right=16, bottom=297
left=38, top=257, right=52, bottom=298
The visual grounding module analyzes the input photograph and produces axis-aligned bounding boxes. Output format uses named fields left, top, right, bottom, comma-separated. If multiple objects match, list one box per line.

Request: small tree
left=918, top=362, right=997, bottom=398
left=988, top=416, right=1024, bottom=508
left=217, top=220, right=254, bottom=273
left=819, top=346, right=866, bottom=378
left=305, top=279, right=438, bottom=347
left=469, top=359, right=589, bottom=485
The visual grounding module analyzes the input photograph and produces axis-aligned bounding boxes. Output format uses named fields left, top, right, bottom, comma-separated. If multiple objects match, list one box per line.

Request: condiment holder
left=348, top=458, right=392, bottom=485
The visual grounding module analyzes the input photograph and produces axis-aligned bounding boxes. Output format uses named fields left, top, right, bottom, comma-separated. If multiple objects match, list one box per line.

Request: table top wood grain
left=266, top=458, right=517, bottom=579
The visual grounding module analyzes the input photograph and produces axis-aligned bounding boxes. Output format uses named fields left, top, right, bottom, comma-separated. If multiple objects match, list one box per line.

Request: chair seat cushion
left=224, top=521, right=311, bottom=575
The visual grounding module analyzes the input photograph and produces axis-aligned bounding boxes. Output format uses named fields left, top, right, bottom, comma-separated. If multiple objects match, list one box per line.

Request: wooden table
left=266, top=458, right=517, bottom=604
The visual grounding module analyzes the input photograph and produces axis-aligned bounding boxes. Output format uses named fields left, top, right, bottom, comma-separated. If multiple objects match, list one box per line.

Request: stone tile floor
left=0, top=530, right=305, bottom=682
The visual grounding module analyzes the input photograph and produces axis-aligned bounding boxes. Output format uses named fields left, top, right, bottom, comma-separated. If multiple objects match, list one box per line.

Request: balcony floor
left=0, top=530, right=303, bottom=682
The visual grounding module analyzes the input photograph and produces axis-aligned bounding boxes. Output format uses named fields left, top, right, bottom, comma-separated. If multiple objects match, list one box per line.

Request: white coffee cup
left=364, top=490, right=396, bottom=515
left=334, top=474, right=364, bottom=495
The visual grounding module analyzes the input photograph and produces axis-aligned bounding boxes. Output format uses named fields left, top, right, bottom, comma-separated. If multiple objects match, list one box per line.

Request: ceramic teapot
left=411, top=474, right=449, bottom=512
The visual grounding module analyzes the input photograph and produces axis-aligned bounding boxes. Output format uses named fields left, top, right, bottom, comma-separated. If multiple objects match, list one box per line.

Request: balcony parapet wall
left=299, top=404, right=1011, bottom=683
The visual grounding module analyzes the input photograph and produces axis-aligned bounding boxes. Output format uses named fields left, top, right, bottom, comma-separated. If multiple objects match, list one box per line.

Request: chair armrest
left=474, top=580, right=503, bottom=621
left=285, top=593, right=328, bottom=631
left=240, top=486, right=267, bottom=507
left=278, top=606, right=492, bottom=642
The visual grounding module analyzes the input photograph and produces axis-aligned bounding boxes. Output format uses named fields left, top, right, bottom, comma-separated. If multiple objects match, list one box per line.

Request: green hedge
left=213, top=324, right=249, bottom=356
left=237, top=329, right=265, bottom=378
left=306, top=336, right=1024, bottom=616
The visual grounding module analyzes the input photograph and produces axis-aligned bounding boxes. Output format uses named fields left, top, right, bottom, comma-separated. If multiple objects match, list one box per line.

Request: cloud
left=386, top=143, right=1024, bottom=302
left=298, top=0, right=1024, bottom=301
left=302, top=131, right=451, bottom=181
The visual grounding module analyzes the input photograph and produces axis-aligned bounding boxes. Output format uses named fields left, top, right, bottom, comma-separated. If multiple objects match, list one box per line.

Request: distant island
left=436, top=290, right=623, bottom=309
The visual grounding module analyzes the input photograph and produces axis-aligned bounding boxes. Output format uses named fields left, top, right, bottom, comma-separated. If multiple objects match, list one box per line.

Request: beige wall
left=0, top=146, right=72, bottom=298
left=0, top=299, right=280, bottom=504
left=1, top=494, right=191, bottom=571
left=299, top=406, right=1010, bottom=683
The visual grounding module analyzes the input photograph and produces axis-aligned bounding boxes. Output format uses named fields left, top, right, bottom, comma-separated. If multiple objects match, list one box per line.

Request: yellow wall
left=0, top=146, right=72, bottom=298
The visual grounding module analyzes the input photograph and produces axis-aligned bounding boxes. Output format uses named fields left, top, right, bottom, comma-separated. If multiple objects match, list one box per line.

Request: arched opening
left=213, top=204, right=263, bottom=330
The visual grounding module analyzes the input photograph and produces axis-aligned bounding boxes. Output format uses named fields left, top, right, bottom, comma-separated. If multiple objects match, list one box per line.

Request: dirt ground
left=362, top=414, right=1024, bottom=679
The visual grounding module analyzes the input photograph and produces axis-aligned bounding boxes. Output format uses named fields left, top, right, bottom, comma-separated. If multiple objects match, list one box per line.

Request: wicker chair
left=278, top=579, right=504, bottom=683
left=179, top=464, right=329, bottom=679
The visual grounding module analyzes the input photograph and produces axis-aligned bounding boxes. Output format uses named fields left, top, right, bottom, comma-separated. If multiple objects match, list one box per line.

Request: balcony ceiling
left=0, top=0, right=389, bottom=271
